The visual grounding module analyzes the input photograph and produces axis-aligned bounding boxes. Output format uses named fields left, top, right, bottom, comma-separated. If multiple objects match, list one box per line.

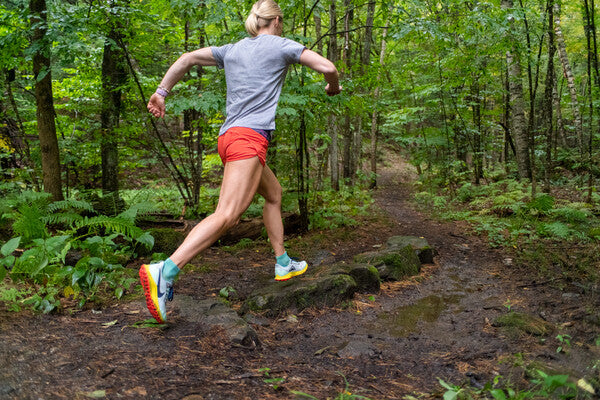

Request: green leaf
left=136, top=232, right=154, bottom=249
left=489, top=389, right=507, bottom=400
left=72, top=266, right=87, bottom=286
left=1, top=237, right=21, bottom=256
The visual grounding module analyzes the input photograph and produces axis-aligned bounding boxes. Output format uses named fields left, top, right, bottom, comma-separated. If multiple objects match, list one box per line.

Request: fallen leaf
left=102, top=320, right=118, bottom=327
left=81, top=390, right=106, bottom=398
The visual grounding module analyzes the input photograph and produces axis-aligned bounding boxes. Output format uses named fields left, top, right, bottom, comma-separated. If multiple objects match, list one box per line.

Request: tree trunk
left=30, top=0, right=63, bottom=201
left=471, top=80, right=482, bottom=184
left=341, top=0, right=353, bottom=181
left=503, top=0, right=531, bottom=180
left=554, top=1, right=584, bottom=150
left=182, top=19, right=206, bottom=207
left=582, top=0, right=598, bottom=202
left=100, top=10, right=128, bottom=204
left=362, top=1, right=375, bottom=67
left=328, top=0, right=339, bottom=191
left=313, top=12, right=323, bottom=55
left=542, top=0, right=556, bottom=193
left=370, top=13, right=390, bottom=189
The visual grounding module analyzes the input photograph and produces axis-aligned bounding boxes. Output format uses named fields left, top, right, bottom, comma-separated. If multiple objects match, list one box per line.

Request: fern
left=42, top=212, right=84, bottom=227
left=47, top=199, right=95, bottom=214
left=117, top=202, right=157, bottom=224
left=552, top=207, right=590, bottom=224
left=12, top=204, right=48, bottom=242
left=542, top=222, right=571, bottom=239
left=75, top=216, right=143, bottom=240
left=528, top=194, right=555, bottom=214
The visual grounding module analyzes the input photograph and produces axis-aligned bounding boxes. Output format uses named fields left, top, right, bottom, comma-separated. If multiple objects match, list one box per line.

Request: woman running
left=140, top=0, right=341, bottom=323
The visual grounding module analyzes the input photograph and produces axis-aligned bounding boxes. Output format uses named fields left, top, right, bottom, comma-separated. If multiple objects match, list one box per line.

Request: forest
left=1, top=0, right=600, bottom=398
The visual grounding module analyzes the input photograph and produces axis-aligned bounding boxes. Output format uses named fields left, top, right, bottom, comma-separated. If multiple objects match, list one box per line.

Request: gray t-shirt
left=211, top=34, right=306, bottom=135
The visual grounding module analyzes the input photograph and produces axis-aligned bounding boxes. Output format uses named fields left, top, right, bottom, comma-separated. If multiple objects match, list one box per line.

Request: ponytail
left=245, top=0, right=283, bottom=37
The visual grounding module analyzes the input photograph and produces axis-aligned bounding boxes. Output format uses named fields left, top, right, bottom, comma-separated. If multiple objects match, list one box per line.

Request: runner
left=140, top=0, right=341, bottom=323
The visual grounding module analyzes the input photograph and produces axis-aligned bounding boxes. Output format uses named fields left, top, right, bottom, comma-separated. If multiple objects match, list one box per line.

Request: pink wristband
left=156, top=88, right=168, bottom=97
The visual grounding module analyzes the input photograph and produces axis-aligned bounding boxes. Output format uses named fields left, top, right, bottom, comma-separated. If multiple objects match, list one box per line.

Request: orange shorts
left=218, top=127, right=269, bottom=166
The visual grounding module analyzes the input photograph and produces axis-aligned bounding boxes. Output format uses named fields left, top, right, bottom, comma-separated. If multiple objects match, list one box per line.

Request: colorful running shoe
left=139, top=262, right=173, bottom=323
left=274, top=259, right=308, bottom=281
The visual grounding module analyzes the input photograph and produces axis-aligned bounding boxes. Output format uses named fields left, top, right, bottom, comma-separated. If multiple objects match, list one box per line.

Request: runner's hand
left=147, top=93, right=166, bottom=118
left=325, top=84, right=342, bottom=96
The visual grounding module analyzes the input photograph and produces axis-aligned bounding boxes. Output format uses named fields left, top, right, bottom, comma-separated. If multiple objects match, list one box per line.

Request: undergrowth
left=412, top=173, right=600, bottom=282
left=437, top=368, right=594, bottom=399
left=0, top=191, right=155, bottom=313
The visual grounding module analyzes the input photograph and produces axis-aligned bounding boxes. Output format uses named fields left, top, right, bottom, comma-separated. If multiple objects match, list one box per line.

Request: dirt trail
left=1, top=157, right=599, bottom=399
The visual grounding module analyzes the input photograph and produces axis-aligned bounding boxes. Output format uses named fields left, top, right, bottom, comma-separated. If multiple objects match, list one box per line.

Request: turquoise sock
left=276, top=252, right=291, bottom=267
left=163, top=258, right=180, bottom=282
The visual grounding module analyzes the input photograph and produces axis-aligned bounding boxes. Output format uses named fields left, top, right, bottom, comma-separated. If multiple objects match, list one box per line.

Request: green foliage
left=438, top=369, right=581, bottom=400
left=0, top=191, right=154, bottom=313
left=309, top=185, right=374, bottom=230
left=290, top=372, right=373, bottom=399
left=415, top=175, right=600, bottom=248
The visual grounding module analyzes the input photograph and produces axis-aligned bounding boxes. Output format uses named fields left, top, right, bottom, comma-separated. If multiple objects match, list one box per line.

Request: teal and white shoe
left=274, top=259, right=308, bottom=281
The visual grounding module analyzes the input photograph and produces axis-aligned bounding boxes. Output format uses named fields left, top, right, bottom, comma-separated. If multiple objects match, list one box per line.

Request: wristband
left=156, top=87, right=169, bottom=98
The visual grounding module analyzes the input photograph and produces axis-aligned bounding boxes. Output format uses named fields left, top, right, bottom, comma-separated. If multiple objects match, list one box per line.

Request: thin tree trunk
left=370, top=13, right=390, bottom=189
left=30, top=0, right=63, bottom=201
left=555, top=78, right=567, bottom=147
left=582, top=0, right=598, bottom=202
left=543, top=0, right=556, bottom=193
left=313, top=13, right=323, bottom=55
left=362, top=1, right=375, bottom=66
left=554, top=1, right=584, bottom=150
left=100, top=5, right=128, bottom=205
left=471, top=80, right=482, bottom=185
left=328, top=0, right=339, bottom=191
left=341, top=0, right=353, bottom=181
left=503, top=0, right=531, bottom=180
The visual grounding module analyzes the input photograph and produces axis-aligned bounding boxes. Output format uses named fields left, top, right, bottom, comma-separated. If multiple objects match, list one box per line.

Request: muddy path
left=1, top=158, right=600, bottom=399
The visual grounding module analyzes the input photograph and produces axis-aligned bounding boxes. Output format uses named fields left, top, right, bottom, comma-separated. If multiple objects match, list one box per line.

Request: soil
left=2, top=156, right=600, bottom=400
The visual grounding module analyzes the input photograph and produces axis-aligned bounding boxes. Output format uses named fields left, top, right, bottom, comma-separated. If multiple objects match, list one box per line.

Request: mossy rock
left=386, top=236, right=435, bottom=264
left=143, top=227, right=186, bottom=256
left=493, top=311, right=554, bottom=337
left=244, top=273, right=357, bottom=316
left=329, top=263, right=380, bottom=293
left=354, top=245, right=421, bottom=281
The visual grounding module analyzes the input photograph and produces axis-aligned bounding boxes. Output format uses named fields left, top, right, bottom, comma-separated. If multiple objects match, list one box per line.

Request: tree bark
left=100, top=8, right=128, bottom=202
left=370, top=12, right=390, bottom=189
left=542, top=0, right=556, bottom=193
left=503, top=0, right=531, bottom=180
left=30, top=0, right=63, bottom=201
left=362, top=1, right=375, bottom=67
left=328, top=0, right=339, bottom=191
left=554, top=1, right=584, bottom=150
left=341, top=0, right=353, bottom=181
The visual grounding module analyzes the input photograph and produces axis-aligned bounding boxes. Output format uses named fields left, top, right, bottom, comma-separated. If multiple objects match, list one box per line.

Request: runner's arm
left=299, top=49, right=341, bottom=96
left=148, top=48, right=217, bottom=118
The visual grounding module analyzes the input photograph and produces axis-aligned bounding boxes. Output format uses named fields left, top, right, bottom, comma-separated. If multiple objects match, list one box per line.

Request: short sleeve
left=211, top=44, right=233, bottom=69
left=280, top=38, right=306, bottom=65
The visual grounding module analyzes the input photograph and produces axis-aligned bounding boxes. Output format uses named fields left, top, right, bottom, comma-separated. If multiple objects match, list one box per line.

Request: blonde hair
left=245, top=0, right=283, bottom=37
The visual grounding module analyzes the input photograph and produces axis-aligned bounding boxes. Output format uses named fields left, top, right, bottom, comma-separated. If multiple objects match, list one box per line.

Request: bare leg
left=169, top=157, right=264, bottom=267
left=257, top=165, right=285, bottom=257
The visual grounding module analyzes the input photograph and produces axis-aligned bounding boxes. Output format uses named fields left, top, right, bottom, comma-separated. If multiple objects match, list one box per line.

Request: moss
left=347, top=264, right=380, bottom=293
left=494, top=311, right=554, bottom=337
left=145, top=228, right=186, bottom=255
left=244, top=274, right=357, bottom=316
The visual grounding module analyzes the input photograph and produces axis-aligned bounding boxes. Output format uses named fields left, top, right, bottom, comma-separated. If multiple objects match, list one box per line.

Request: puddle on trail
left=374, top=294, right=463, bottom=338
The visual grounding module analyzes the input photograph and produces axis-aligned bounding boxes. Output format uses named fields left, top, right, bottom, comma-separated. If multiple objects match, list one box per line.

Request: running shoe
left=139, top=261, right=173, bottom=323
left=274, top=259, right=308, bottom=281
